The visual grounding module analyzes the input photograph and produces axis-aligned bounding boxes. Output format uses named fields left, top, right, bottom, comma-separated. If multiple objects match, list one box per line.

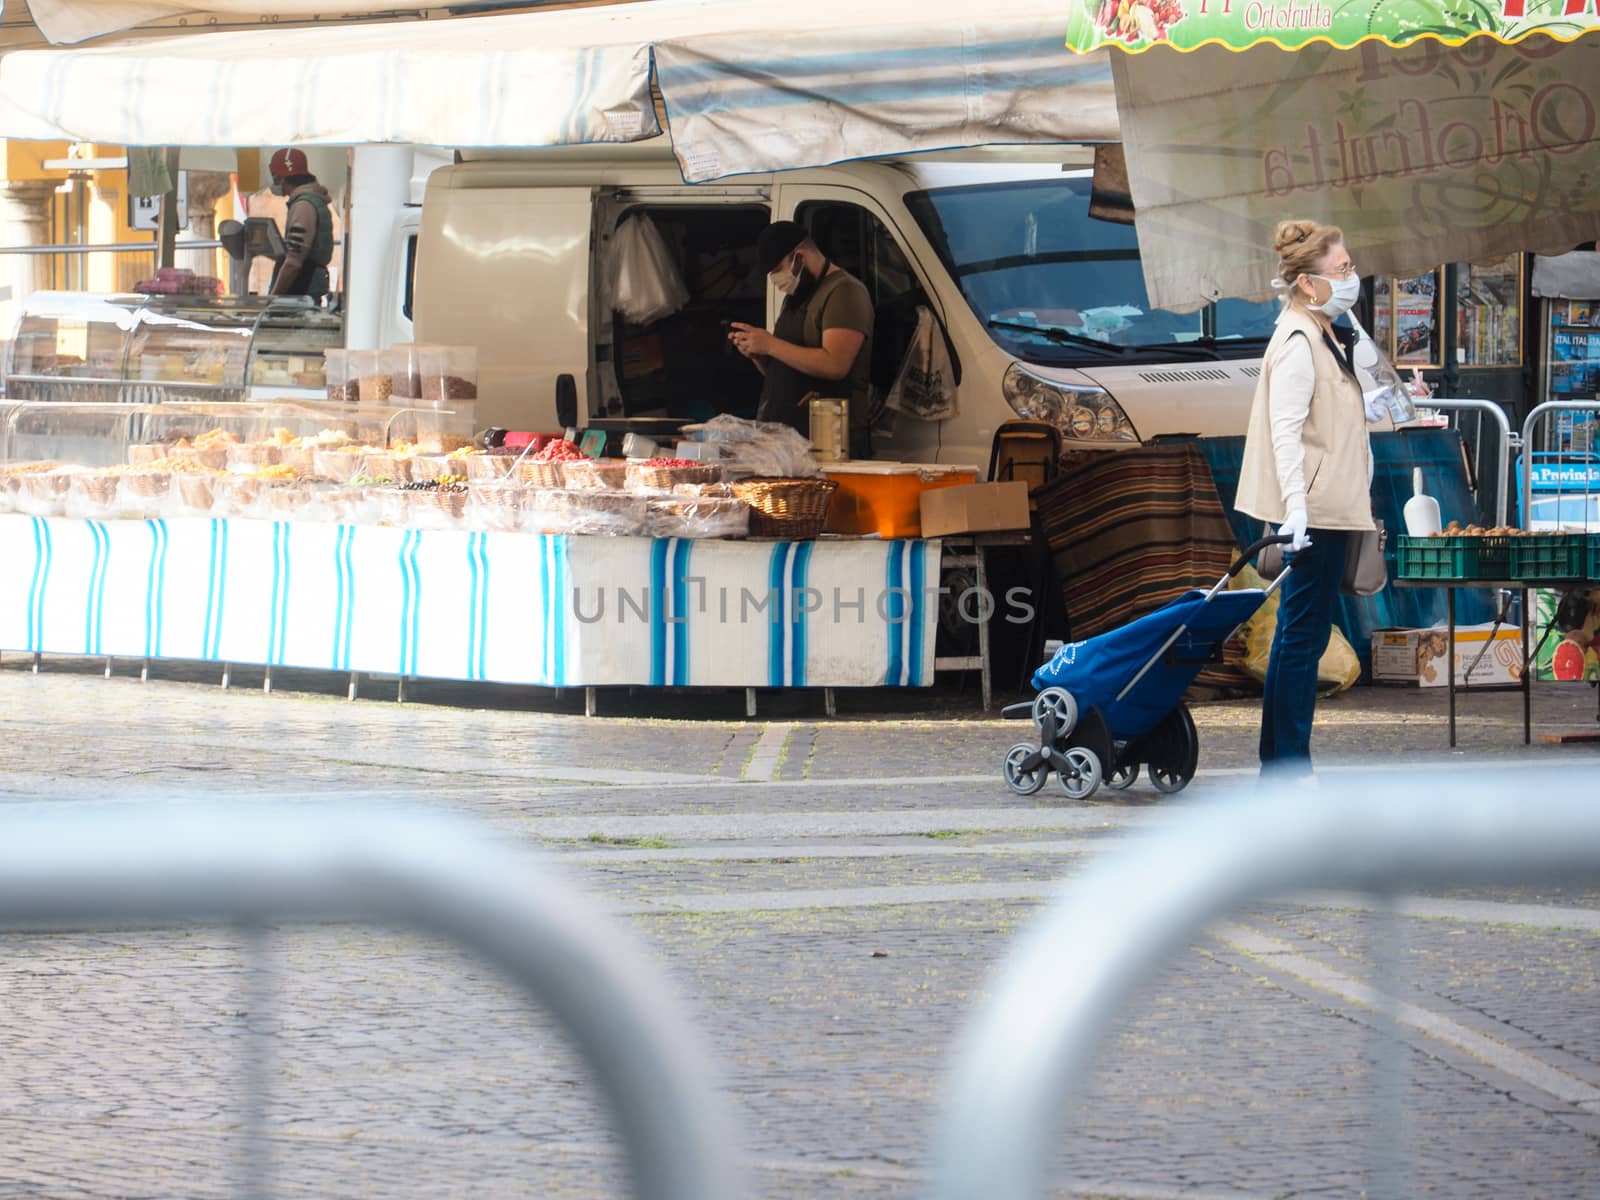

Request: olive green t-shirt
left=799, top=269, right=873, bottom=413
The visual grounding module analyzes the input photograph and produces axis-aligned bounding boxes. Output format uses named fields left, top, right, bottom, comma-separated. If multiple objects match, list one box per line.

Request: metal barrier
left=1518, top=400, right=1600, bottom=532
left=927, top=768, right=1600, bottom=1200
left=0, top=803, right=744, bottom=1200
left=1426, top=397, right=1513, bottom=529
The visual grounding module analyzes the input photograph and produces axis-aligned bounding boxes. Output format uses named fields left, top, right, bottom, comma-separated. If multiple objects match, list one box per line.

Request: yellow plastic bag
left=1231, top=564, right=1361, bottom=696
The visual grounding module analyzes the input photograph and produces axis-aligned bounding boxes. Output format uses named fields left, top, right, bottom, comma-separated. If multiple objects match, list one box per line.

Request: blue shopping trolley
left=1001, top=534, right=1295, bottom=799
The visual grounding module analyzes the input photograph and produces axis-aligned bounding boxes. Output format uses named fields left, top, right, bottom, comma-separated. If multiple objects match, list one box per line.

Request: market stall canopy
left=1063, top=0, right=1600, bottom=310
left=0, top=0, right=1117, bottom=183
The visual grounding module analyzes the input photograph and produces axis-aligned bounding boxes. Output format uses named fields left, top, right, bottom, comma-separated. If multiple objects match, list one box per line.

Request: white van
left=365, top=142, right=1277, bottom=470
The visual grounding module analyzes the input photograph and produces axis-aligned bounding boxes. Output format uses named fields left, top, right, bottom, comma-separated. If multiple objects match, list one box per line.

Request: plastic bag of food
left=1232, top=564, right=1361, bottom=695
left=646, top=497, right=750, bottom=539
left=468, top=483, right=525, bottom=532
left=678, top=414, right=823, bottom=478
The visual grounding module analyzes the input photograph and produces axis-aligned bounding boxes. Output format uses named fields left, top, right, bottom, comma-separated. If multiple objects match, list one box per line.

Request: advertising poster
left=1551, top=327, right=1600, bottom=401
left=1394, top=271, right=1440, bottom=366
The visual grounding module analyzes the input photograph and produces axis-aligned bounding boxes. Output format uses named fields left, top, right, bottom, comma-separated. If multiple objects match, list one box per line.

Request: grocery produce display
left=0, top=427, right=756, bottom=540
left=1396, top=524, right=1599, bottom=582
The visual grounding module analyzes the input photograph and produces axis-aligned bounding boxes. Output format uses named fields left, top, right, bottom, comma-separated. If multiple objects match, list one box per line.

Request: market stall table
left=0, top=515, right=941, bottom=697
left=1393, top=576, right=1597, bottom=748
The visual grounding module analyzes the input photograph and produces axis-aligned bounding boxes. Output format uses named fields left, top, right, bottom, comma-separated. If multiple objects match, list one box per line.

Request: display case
left=3, top=292, right=342, bottom=405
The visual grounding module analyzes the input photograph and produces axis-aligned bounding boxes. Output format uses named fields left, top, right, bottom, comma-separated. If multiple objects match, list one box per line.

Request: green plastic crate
left=1588, top=534, right=1600, bottom=583
left=1509, top=534, right=1587, bottom=581
left=1395, top=534, right=1511, bottom=580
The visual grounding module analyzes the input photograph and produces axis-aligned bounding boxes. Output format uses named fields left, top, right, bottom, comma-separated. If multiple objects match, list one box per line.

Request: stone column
left=0, top=180, right=59, bottom=367
left=176, top=171, right=234, bottom=284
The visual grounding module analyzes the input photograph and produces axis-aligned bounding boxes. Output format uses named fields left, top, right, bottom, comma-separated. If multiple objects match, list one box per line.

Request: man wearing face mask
left=1236, top=219, right=1430, bottom=780
left=265, top=148, right=334, bottom=302
left=728, top=221, right=874, bottom=457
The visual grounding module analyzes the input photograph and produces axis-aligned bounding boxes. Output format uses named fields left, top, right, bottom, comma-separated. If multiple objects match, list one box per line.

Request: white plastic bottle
left=1403, top=467, right=1442, bottom=537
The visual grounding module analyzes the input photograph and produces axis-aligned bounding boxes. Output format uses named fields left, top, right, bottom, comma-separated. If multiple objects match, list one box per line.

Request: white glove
left=1279, top=504, right=1312, bottom=552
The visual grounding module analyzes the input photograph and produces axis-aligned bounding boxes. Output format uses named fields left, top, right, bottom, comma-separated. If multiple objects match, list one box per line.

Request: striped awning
left=0, top=0, right=1117, bottom=183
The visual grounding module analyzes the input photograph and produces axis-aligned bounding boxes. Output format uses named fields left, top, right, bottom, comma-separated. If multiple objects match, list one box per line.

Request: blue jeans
left=1260, top=529, right=1349, bottom=777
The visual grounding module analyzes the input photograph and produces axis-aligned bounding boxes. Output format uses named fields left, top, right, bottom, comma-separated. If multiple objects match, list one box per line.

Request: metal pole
left=157, top=148, right=182, bottom=270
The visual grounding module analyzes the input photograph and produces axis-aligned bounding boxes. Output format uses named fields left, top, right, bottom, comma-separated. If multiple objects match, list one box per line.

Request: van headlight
left=1003, top=364, right=1139, bottom=442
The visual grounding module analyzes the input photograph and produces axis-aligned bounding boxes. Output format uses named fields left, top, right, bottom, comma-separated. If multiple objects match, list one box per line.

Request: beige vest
left=1236, top=305, right=1376, bottom=532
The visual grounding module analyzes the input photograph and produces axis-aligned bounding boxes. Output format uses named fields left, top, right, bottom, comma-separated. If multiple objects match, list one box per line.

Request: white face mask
left=769, top=256, right=803, bottom=296
left=1310, top=273, right=1360, bottom=318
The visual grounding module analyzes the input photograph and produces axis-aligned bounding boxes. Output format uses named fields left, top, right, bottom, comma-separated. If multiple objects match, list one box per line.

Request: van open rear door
left=415, top=182, right=595, bottom=432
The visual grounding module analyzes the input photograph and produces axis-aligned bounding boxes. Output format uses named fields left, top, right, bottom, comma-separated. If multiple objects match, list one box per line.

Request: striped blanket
left=1034, top=443, right=1255, bottom=697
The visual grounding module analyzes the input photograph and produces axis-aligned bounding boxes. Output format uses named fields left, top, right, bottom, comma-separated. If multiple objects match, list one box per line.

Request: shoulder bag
left=1255, top=517, right=1387, bottom=597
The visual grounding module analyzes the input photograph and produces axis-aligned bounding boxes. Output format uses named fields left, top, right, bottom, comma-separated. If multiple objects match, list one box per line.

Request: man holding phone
left=728, top=220, right=874, bottom=458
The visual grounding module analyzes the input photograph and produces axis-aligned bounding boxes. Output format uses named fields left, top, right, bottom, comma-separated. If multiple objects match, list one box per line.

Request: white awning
left=1112, top=37, right=1600, bottom=310
left=0, top=0, right=1117, bottom=183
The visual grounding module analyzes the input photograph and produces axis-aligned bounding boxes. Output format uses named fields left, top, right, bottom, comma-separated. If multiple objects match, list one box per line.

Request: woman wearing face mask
left=729, top=220, right=874, bottom=457
left=1236, top=219, right=1428, bottom=779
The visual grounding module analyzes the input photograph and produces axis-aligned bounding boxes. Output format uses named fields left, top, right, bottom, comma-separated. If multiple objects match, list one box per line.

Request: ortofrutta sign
left=1064, top=0, right=1600, bottom=52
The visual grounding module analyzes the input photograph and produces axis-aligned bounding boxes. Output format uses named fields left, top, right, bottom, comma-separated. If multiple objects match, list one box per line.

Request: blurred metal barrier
left=0, top=804, right=744, bottom=1200
left=1519, top=400, right=1600, bottom=531
left=927, top=768, right=1600, bottom=1200
left=1427, top=397, right=1513, bottom=529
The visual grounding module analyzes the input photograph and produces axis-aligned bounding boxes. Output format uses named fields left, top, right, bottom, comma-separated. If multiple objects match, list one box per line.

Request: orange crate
left=822, top=462, right=978, bottom=538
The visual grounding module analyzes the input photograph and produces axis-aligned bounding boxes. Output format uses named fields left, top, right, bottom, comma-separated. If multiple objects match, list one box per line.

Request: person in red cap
left=266, top=148, right=334, bottom=301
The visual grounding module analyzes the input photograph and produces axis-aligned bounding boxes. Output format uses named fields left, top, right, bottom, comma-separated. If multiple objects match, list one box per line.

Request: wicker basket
left=313, top=449, right=363, bottom=482
left=72, top=472, right=123, bottom=509
left=519, top=460, right=567, bottom=488
left=174, top=446, right=230, bottom=471
left=358, top=450, right=401, bottom=481
left=175, top=473, right=219, bottom=513
left=730, top=477, right=838, bottom=539
left=277, top=445, right=316, bottom=476
left=563, top=458, right=629, bottom=491
left=627, top=462, right=724, bottom=492
left=466, top=453, right=517, bottom=481
left=227, top=443, right=283, bottom=472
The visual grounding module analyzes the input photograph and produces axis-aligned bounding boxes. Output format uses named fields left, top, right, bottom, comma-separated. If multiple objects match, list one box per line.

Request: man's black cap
left=756, top=221, right=807, bottom=275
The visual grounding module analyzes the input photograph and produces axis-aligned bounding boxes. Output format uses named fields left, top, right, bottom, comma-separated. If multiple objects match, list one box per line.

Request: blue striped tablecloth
left=0, top=515, right=941, bottom=689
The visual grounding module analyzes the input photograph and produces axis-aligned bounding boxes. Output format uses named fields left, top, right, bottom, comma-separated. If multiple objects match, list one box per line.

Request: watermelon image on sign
left=1551, top=638, right=1587, bottom=682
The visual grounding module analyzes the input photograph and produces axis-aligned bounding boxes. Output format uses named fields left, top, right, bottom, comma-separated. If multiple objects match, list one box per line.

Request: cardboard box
left=1370, top=624, right=1523, bottom=688
left=918, top=481, right=1031, bottom=538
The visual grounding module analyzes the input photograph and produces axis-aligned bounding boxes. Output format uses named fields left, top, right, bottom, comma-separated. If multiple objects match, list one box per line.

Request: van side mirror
left=555, top=374, right=577, bottom=428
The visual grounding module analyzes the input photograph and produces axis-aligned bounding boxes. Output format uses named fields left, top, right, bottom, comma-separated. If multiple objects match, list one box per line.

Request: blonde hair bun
left=1273, top=219, right=1321, bottom=257
left=1273, top=219, right=1344, bottom=288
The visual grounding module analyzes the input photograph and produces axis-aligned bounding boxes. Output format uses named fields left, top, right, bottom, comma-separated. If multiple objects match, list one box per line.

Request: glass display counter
left=4, top=292, right=342, bottom=405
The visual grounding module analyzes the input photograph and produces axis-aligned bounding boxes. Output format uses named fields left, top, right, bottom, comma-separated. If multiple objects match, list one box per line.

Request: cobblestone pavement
left=2, top=659, right=1599, bottom=1198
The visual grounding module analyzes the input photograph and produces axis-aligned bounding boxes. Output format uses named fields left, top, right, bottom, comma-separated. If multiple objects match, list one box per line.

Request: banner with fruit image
left=1067, top=0, right=1600, bottom=54
left=1533, top=587, right=1600, bottom=681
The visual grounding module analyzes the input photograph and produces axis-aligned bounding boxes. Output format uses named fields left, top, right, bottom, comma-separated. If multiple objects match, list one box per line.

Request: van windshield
left=905, top=178, right=1278, bottom=365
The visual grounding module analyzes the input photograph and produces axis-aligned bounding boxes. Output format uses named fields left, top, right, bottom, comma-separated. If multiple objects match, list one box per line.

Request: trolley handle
left=1228, top=533, right=1296, bottom=580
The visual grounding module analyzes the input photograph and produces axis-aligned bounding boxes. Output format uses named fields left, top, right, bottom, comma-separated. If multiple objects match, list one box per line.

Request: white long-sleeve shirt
left=1266, top=321, right=1393, bottom=513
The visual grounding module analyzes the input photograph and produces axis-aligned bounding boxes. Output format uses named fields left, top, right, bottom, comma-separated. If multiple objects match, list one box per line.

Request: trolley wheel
left=1056, top=746, right=1103, bottom=800
left=1002, top=742, right=1048, bottom=796
left=1148, top=764, right=1189, bottom=794
left=1032, top=687, right=1078, bottom=736
left=1145, top=703, right=1200, bottom=796
left=1106, top=762, right=1140, bottom=790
